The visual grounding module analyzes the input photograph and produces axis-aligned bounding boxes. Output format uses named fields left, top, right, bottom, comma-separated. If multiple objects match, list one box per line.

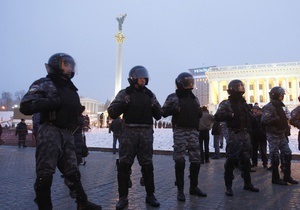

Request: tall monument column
left=114, top=14, right=127, bottom=96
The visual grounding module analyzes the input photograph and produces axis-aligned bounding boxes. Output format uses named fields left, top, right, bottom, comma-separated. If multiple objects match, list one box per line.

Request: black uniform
left=20, top=53, right=101, bottom=210
left=108, top=65, right=162, bottom=209
left=214, top=79, right=259, bottom=196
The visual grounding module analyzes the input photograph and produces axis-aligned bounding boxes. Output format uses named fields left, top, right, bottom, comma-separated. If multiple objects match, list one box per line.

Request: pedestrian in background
left=261, top=87, right=298, bottom=185
left=0, top=123, right=3, bottom=145
left=214, top=79, right=259, bottom=196
left=162, top=72, right=207, bottom=202
left=290, top=95, right=300, bottom=151
left=15, top=119, right=28, bottom=148
left=108, top=65, right=162, bottom=210
left=109, top=116, right=123, bottom=154
left=198, top=106, right=214, bottom=163
left=211, top=121, right=222, bottom=159
left=255, top=107, right=268, bottom=169
left=19, top=53, right=102, bottom=210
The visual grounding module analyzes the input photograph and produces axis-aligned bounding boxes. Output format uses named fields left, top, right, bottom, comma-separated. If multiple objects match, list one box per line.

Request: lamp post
left=114, top=14, right=127, bottom=97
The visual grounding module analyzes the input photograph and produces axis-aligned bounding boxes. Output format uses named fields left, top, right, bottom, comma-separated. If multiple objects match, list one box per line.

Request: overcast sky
left=1, top=1, right=300, bottom=104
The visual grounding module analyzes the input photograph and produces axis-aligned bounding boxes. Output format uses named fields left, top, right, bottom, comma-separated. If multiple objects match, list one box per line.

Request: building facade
left=190, top=61, right=300, bottom=113
left=79, top=97, right=107, bottom=127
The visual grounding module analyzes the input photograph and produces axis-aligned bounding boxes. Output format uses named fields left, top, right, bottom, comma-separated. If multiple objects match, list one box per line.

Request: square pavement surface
left=1, top=145, right=300, bottom=210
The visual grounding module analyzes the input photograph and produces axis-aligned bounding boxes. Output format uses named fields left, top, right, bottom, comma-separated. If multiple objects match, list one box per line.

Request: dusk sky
left=1, top=1, right=300, bottom=104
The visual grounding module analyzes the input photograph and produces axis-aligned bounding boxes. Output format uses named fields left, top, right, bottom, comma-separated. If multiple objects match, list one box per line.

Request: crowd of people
left=18, top=52, right=300, bottom=210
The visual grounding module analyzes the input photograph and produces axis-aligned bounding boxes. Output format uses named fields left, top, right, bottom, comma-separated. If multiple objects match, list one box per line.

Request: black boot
left=34, top=175, right=53, bottom=210
left=189, top=163, right=207, bottom=197
left=175, top=162, right=185, bottom=202
left=146, top=194, right=160, bottom=207
left=116, top=162, right=131, bottom=209
left=224, top=158, right=235, bottom=196
left=142, top=164, right=160, bottom=207
left=243, top=183, right=259, bottom=192
left=116, top=196, right=128, bottom=210
left=271, top=157, right=287, bottom=185
left=225, top=185, right=233, bottom=196
left=77, top=201, right=102, bottom=210
left=242, top=159, right=259, bottom=192
left=282, top=154, right=299, bottom=185
left=65, top=171, right=102, bottom=210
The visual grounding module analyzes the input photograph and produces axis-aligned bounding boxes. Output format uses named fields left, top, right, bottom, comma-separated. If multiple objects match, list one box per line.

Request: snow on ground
left=85, top=127, right=300, bottom=155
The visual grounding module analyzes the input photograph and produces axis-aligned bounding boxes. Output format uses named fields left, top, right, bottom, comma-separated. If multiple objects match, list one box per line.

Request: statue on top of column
left=116, top=14, right=127, bottom=31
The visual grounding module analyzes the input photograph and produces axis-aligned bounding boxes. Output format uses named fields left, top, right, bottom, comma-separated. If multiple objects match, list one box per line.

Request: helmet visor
left=132, top=69, right=149, bottom=79
left=236, top=82, right=245, bottom=93
left=61, top=57, right=76, bottom=78
left=181, top=76, right=194, bottom=89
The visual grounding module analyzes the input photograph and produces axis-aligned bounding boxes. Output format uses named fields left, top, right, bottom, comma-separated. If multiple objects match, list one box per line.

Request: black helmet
left=269, top=86, right=285, bottom=101
left=45, top=53, right=76, bottom=78
left=227, top=79, right=245, bottom=95
left=175, top=72, right=194, bottom=90
left=128, top=65, right=149, bottom=85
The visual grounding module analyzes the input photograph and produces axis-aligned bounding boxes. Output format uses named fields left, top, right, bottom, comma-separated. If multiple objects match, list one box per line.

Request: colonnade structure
left=190, top=61, right=300, bottom=113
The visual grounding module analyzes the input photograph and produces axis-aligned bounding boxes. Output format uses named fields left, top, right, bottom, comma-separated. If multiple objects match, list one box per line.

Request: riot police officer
left=214, top=79, right=259, bottom=196
left=20, top=53, right=102, bottom=210
left=108, top=65, right=163, bottom=210
left=262, top=87, right=298, bottom=185
left=162, top=72, right=207, bottom=202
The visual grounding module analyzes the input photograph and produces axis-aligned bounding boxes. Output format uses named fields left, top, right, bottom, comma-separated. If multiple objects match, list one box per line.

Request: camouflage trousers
left=266, top=132, right=291, bottom=162
left=173, top=127, right=201, bottom=163
left=119, top=126, right=154, bottom=166
left=226, top=130, right=252, bottom=160
left=35, top=124, right=78, bottom=177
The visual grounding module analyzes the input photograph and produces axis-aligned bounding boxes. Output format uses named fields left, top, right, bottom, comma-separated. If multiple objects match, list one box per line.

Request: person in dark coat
left=211, top=121, right=222, bottom=159
left=15, top=119, right=28, bottom=148
left=109, top=116, right=123, bottom=154
left=198, top=106, right=214, bottom=163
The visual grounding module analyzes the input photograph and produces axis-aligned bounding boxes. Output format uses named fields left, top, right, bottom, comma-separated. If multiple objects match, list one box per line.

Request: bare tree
left=1, top=91, right=13, bottom=110
left=14, top=90, right=26, bottom=105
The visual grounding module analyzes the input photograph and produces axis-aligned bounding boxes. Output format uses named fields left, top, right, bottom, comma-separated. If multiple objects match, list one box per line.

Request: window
left=250, top=95, right=254, bottom=103
left=290, top=95, right=293, bottom=101
left=289, top=82, right=292, bottom=88
left=259, top=84, right=263, bottom=90
left=249, top=84, right=254, bottom=90
left=223, top=85, right=226, bottom=91
left=269, top=84, right=273, bottom=89
left=259, top=95, right=263, bottom=102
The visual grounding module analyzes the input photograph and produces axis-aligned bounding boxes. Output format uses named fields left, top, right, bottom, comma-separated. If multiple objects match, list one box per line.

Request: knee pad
left=65, top=170, right=81, bottom=183
left=141, top=163, right=154, bottom=174
left=118, top=162, right=131, bottom=173
left=175, top=161, right=185, bottom=171
left=35, top=175, right=53, bottom=191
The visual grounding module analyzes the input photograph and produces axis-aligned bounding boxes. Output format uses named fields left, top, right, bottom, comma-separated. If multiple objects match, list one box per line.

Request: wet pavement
left=1, top=145, right=300, bottom=210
